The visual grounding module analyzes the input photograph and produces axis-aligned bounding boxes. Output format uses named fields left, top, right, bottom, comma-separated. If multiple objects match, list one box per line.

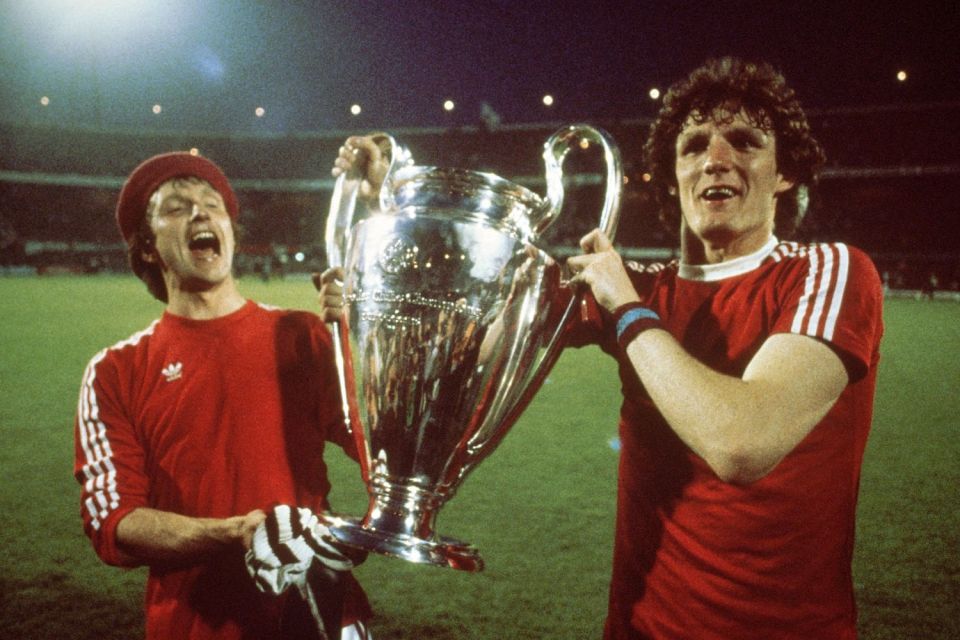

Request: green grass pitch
left=0, top=275, right=957, bottom=638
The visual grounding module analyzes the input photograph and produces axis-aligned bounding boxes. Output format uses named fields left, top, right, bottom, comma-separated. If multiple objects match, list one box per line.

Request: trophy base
left=322, top=514, right=484, bottom=572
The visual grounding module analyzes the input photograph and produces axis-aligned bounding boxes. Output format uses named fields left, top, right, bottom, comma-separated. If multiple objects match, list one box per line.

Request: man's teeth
left=188, top=231, right=219, bottom=252
left=702, top=186, right=737, bottom=200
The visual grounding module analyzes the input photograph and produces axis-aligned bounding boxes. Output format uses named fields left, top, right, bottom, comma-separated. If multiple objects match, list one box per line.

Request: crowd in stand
left=1, top=108, right=958, bottom=295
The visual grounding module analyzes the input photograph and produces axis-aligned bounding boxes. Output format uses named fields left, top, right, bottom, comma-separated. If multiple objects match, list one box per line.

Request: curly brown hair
left=643, top=57, right=825, bottom=239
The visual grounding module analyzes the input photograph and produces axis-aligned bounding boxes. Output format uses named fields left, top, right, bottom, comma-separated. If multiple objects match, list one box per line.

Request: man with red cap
left=74, top=152, right=372, bottom=639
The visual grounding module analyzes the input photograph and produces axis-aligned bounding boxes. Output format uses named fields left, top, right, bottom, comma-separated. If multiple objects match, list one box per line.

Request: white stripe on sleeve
left=789, top=243, right=850, bottom=341
left=76, top=322, right=156, bottom=530
left=822, top=244, right=850, bottom=341
left=806, top=244, right=834, bottom=336
left=791, top=245, right=819, bottom=335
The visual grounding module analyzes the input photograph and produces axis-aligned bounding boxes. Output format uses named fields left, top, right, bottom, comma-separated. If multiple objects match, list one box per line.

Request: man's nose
left=704, top=137, right=733, bottom=174
left=189, top=203, right=209, bottom=219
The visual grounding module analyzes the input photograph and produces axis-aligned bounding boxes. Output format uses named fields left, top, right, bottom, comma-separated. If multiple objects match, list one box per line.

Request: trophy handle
left=534, top=124, right=624, bottom=395
left=324, top=169, right=361, bottom=460
left=451, top=127, right=624, bottom=479
left=323, top=133, right=410, bottom=463
left=325, top=132, right=410, bottom=267
left=468, top=125, right=623, bottom=464
left=538, top=124, right=623, bottom=239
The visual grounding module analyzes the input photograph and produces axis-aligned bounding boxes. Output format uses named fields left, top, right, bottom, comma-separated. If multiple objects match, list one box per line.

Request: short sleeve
left=773, top=243, right=884, bottom=381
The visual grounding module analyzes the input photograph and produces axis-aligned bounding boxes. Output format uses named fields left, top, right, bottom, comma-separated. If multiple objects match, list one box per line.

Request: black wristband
left=612, top=302, right=662, bottom=351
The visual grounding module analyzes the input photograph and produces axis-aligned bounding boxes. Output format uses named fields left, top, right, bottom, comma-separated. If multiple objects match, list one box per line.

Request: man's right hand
left=313, top=267, right=346, bottom=323
left=235, top=509, right=268, bottom=551
left=331, top=135, right=390, bottom=202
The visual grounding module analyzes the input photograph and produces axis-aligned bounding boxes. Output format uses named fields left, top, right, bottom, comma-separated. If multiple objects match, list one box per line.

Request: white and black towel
left=245, top=505, right=363, bottom=639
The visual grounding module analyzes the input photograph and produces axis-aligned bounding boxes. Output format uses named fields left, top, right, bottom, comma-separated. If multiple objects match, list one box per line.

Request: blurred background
left=1, top=0, right=958, bottom=289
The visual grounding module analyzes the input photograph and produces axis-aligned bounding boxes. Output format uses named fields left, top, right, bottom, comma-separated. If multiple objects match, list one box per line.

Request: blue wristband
left=615, top=306, right=660, bottom=339
left=612, top=302, right=662, bottom=350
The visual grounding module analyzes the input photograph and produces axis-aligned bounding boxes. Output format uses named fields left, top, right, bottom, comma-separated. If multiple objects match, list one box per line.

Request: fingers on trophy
left=333, top=135, right=392, bottom=201
left=313, top=268, right=346, bottom=323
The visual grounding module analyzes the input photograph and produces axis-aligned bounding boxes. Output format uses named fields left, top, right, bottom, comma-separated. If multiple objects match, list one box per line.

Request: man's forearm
left=115, top=507, right=262, bottom=566
left=624, top=329, right=847, bottom=484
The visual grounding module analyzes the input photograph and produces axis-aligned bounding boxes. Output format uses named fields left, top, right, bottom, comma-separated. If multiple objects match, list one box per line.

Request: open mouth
left=188, top=230, right=221, bottom=259
left=700, top=185, right=740, bottom=202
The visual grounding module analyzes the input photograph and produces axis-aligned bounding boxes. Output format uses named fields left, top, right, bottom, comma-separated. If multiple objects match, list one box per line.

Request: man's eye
left=680, top=139, right=706, bottom=155
left=730, top=132, right=761, bottom=150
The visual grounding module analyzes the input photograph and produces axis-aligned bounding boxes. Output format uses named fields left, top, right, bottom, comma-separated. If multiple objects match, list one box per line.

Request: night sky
left=1, top=1, right=957, bottom=133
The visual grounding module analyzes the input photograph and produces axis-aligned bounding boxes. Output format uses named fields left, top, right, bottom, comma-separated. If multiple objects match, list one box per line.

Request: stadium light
left=40, top=96, right=50, bottom=106
left=152, top=104, right=162, bottom=115
left=350, top=104, right=362, bottom=115
left=896, top=70, right=908, bottom=82
left=255, top=106, right=266, bottom=117
left=649, top=87, right=661, bottom=100
left=543, top=94, right=554, bottom=107
left=443, top=99, right=455, bottom=112
left=12, top=0, right=180, bottom=127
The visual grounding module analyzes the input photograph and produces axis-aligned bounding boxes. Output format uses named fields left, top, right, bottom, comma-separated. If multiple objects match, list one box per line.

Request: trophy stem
left=323, top=478, right=484, bottom=572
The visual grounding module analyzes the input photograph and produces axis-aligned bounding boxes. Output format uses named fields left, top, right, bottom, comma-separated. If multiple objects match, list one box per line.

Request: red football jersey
left=570, top=239, right=884, bottom=639
left=74, top=300, right=369, bottom=639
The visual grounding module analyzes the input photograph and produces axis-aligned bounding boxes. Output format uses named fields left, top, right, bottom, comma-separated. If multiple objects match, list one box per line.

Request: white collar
left=679, top=236, right=779, bottom=282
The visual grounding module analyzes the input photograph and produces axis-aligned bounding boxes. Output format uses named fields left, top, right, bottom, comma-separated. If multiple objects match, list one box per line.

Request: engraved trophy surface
left=323, top=125, right=622, bottom=571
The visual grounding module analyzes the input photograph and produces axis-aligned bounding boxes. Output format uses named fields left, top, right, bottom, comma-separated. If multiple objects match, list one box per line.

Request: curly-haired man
left=568, top=57, right=883, bottom=639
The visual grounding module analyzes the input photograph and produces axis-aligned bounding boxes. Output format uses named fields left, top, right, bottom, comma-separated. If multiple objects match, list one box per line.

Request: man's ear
left=775, top=174, right=795, bottom=195
left=140, top=238, right=156, bottom=263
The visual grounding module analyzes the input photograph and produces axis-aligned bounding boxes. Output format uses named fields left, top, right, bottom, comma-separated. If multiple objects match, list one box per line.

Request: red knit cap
left=115, top=152, right=239, bottom=245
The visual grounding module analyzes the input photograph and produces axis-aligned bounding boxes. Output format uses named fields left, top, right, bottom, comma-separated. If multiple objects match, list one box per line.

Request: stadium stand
left=1, top=103, right=958, bottom=294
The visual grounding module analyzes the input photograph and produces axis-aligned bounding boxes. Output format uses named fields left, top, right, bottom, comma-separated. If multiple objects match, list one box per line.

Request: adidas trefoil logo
left=162, top=362, right=183, bottom=382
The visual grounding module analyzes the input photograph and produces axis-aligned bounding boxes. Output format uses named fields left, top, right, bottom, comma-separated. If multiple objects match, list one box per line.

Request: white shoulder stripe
left=822, top=244, right=850, bottom=341
left=786, top=242, right=850, bottom=341
left=807, top=245, right=834, bottom=335
left=77, top=320, right=158, bottom=531
left=790, top=246, right=819, bottom=335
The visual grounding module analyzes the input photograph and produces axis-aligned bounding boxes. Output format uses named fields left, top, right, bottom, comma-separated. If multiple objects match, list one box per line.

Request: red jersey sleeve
left=74, top=349, right=150, bottom=567
left=773, top=243, right=884, bottom=381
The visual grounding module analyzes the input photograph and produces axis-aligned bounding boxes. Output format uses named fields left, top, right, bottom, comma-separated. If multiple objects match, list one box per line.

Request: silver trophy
left=323, top=125, right=622, bottom=571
